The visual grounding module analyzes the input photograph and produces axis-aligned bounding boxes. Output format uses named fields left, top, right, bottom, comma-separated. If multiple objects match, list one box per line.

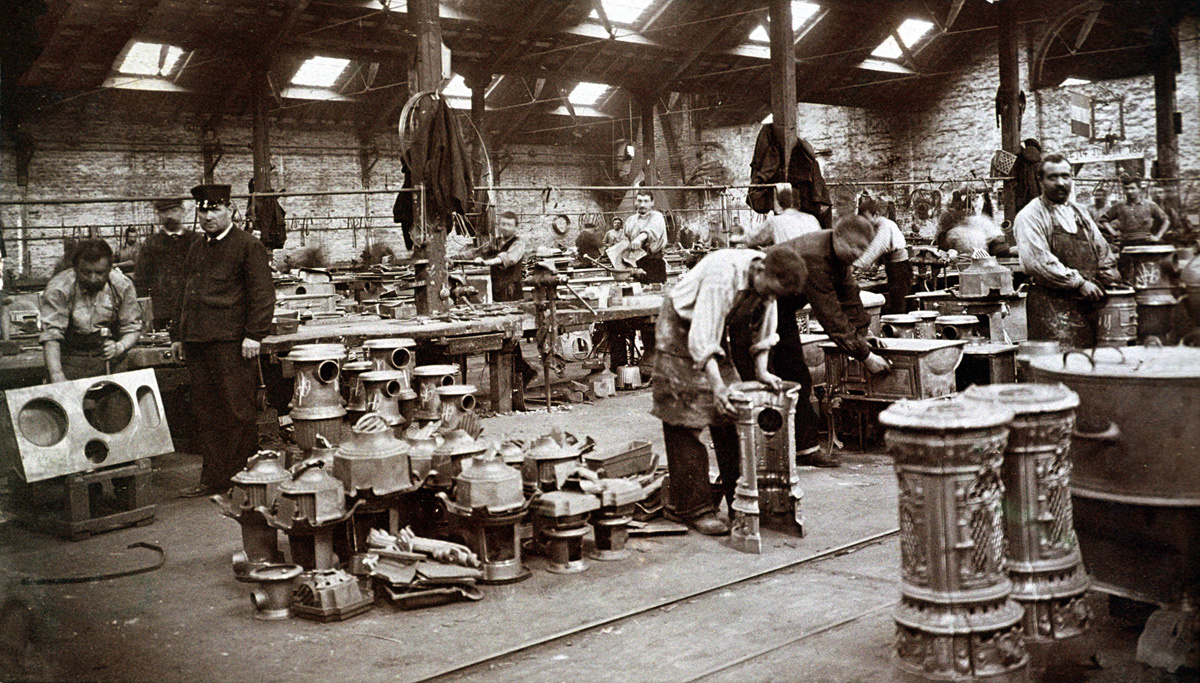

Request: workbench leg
left=488, top=343, right=514, bottom=414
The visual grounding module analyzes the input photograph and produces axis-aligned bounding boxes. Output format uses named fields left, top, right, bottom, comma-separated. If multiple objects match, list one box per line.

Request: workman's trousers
left=61, top=354, right=128, bottom=381
left=184, top=341, right=260, bottom=489
left=771, top=296, right=822, bottom=452
left=662, top=422, right=740, bottom=520
left=883, top=260, right=913, bottom=315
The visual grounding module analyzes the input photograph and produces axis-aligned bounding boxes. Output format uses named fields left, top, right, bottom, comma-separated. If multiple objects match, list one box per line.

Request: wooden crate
left=821, top=339, right=966, bottom=400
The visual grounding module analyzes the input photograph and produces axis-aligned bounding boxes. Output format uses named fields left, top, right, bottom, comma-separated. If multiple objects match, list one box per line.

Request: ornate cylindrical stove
left=880, top=397, right=1030, bottom=683
left=336, top=413, right=420, bottom=551
left=412, top=364, right=459, bottom=421
left=358, top=370, right=407, bottom=431
left=1136, top=301, right=1176, bottom=343
left=910, top=311, right=942, bottom=340
left=440, top=448, right=532, bottom=583
left=588, top=478, right=646, bottom=561
left=429, top=429, right=486, bottom=489
left=248, top=563, right=303, bottom=620
left=1097, top=288, right=1138, bottom=347
left=436, top=384, right=480, bottom=436
left=214, top=452, right=291, bottom=581
left=881, top=314, right=920, bottom=339
left=362, top=338, right=418, bottom=395
left=964, top=383, right=1092, bottom=643
left=729, top=381, right=805, bottom=554
left=533, top=491, right=600, bottom=574
left=521, top=435, right=584, bottom=494
left=1014, top=342, right=1059, bottom=383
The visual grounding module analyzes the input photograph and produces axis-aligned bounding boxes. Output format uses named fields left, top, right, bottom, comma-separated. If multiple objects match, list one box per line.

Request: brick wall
left=1, top=93, right=609, bottom=279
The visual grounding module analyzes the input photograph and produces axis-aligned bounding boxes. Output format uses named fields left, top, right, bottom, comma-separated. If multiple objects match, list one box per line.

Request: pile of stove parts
left=358, top=528, right=485, bottom=608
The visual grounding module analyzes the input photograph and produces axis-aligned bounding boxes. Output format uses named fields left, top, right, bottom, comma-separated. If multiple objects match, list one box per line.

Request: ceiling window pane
left=568, top=82, right=609, bottom=106
left=588, top=0, right=656, bottom=26
left=117, top=42, right=184, bottom=76
left=291, top=57, right=351, bottom=88
left=870, top=18, right=934, bottom=59
left=748, top=2, right=821, bottom=43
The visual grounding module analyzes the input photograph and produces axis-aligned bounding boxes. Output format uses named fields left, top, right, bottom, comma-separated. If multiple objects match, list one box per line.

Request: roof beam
left=945, top=0, right=966, bottom=31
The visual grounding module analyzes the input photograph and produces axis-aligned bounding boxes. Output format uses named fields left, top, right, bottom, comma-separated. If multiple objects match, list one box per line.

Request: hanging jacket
left=746, top=124, right=831, bottom=229
left=396, top=98, right=474, bottom=228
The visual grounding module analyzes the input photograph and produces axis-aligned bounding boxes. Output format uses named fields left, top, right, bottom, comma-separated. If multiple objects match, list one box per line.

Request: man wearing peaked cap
left=137, top=195, right=200, bottom=331
left=171, top=183, right=275, bottom=497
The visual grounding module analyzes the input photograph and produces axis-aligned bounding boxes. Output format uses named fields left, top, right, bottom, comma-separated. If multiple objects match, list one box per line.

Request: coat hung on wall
left=746, top=124, right=831, bottom=230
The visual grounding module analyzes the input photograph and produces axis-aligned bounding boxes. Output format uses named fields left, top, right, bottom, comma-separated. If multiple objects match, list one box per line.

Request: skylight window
left=748, top=2, right=822, bottom=43
left=291, top=57, right=351, bottom=88
left=117, top=42, right=184, bottom=76
left=871, top=18, right=934, bottom=60
left=1060, top=77, right=1091, bottom=87
left=588, top=0, right=655, bottom=26
left=568, top=82, right=609, bottom=107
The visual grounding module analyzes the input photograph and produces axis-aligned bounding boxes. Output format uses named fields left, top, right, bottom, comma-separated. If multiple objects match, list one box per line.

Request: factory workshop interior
left=2, top=0, right=1200, bottom=681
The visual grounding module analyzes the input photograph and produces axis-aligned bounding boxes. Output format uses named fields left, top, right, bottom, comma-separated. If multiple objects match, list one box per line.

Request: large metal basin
left=1029, top=345, right=1200, bottom=507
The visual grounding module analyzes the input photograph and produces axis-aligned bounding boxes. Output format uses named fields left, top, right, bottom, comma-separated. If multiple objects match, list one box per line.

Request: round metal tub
left=1028, top=345, right=1200, bottom=507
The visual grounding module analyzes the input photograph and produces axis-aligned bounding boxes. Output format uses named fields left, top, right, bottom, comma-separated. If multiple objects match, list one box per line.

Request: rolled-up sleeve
left=497, top=236, right=526, bottom=268
left=114, top=275, right=144, bottom=338
left=1015, top=206, right=1085, bottom=290
left=38, top=278, right=71, bottom=344
left=750, top=300, right=779, bottom=354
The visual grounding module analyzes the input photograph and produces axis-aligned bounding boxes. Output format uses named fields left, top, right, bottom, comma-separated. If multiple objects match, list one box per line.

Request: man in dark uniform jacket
left=137, top=197, right=201, bottom=330
left=171, top=184, right=275, bottom=497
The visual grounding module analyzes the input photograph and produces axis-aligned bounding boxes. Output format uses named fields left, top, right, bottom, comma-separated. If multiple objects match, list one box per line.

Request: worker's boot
left=688, top=512, right=730, bottom=536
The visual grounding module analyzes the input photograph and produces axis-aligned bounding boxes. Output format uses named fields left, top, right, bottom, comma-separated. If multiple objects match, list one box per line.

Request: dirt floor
left=0, top=389, right=1195, bottom=683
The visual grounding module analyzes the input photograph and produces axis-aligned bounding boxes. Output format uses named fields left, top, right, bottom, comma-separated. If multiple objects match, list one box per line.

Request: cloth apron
left=61, top=279, right=129, bottom=380
left=488, top=234, right=524, bottom=302
left=650, top=289, right=767, bottom=429
left=1026, top=206, right=1103, bottom=348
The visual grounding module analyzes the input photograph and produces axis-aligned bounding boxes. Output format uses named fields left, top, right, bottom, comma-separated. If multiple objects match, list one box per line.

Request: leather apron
left=650, top=289, right=767, bottom=428
left=1026, top=205, right=1103, bottom=348
left=488, top=234, right=524, bottom=302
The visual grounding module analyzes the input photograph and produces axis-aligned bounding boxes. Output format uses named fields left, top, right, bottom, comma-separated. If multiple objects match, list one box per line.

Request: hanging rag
left=394, top=98, right=475, bottom=246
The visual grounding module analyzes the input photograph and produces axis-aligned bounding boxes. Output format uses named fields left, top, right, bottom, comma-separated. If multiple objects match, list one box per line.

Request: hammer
left=100, top=328, right=112, bottom=374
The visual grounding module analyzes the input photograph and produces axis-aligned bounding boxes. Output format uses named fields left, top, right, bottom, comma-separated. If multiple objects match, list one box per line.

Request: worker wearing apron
left=39, top=238, right=143, bottom=382
left=650, top=248, right=807, bottom=536
left=1015, top=154, right=1120, bottom=348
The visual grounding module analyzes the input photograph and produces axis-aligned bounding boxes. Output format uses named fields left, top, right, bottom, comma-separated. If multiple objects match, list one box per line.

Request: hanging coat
left=746, top=124, right=832, bottom=230
left=397, top=98, right=474, bottom=220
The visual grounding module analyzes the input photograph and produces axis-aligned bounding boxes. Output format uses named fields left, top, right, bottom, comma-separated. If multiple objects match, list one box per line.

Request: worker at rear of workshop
left=171, top=184, right=275, bottom=498
left=651, top=247, right=808, bottom=536
left=1149, top=181, right=1195, bottom=248
left=745, top=182, right=821, bottom=249
left=773, top=216, right=893, bottom=468
left=114, top=226, right=140, bottom=273
left=1100, top=174, right=1170, bottom=246
left=459, top=211, right=528, bottom=304
left=619, top=189, right=668, bottom=284
left=457, top=211, right=537, bottom=386
left=855, top=196, right=912, bottom=315
left=40, top=239, right=143, bottom=382
left=604, top=217, right=624, bottom=247
left=575, top=222, right=605, bottom=266
left=137, top=197, right=202, bottom=331
left=1015, top=153, right=1120, bottom=349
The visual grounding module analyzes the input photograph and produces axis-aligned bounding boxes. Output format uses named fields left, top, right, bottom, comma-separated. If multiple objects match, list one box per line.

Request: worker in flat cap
left=136, top=196, right=201, bottom=331
left=171, top=184, right=275, bottom=497
left=39, top=238, right=143, bottom=382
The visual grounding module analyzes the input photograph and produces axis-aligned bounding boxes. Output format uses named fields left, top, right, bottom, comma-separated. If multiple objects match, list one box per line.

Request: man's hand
left=170, top=341, right=185, bottom=363
left=1078, top=280, right=1104, bottom=301
left=863, top=353, right=892, bottom=375
left=473, top=257, right=486, bottom=266
left=713, top=383, right=737, bottom=419
left=241, top=338, right=261, bottom=360
left=756, top=370, right=783, bottom=391
left=102, top=340, right=123, bottom=361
